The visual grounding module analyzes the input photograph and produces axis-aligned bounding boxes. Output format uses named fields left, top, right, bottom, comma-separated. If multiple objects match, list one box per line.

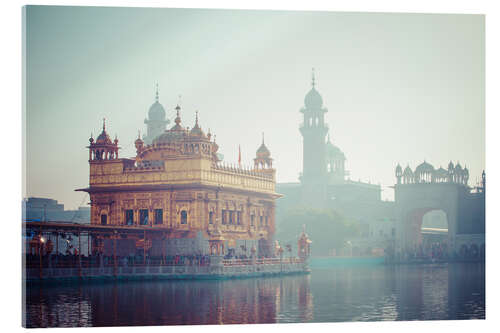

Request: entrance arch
left=395, top=182, right=460, bottom=256
left=400, top=208, right=449, bottom=254
left=394, top=161, right=485, bottom=258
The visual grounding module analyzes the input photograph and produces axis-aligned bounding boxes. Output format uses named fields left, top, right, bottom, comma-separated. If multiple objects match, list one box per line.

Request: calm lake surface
left=24, top=261, right=485, bottom=327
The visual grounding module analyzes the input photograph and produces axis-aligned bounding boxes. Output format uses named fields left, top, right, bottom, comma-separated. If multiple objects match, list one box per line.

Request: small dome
left=148, top=101, right=166, bottom=121
left=403, top=165, right=413, bottom=176
left=304, top=87, right=323, bottom=109
left=169, top=105, right=183, bottom=131
left=96, top=129, right=112, bottom=145
left=257, top=142, right=270, bottom=156
left=190, top=126, right=205, bottom=137
left=435, top=167, right=448, bottom=178
left=326, top=141, right=345, bottom=159
left=153, top=130, right=185, bottom=144
left=190, top=112, right=205, bottom=137
left=395, top=163, right=402, bottom=177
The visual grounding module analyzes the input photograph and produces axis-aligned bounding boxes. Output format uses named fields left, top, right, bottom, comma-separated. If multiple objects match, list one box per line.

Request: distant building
left=22, top=197, right=91, bottom=255
left=22, top=197, right=90, bottom=223
left=143, top=85, right=170, bottom=145
left=393, top=161, right=485, bottom=256
left=277, top=71, right=395, bottom=255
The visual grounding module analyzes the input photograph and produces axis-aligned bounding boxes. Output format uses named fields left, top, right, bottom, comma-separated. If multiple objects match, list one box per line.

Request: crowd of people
left=25, top=252, right=218, bottom=268
left=385, top=241, right=484, bottom=263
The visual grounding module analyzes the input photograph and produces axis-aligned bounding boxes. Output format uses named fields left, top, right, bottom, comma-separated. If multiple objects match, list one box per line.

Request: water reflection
left=24, top=263, right=484, bottom=327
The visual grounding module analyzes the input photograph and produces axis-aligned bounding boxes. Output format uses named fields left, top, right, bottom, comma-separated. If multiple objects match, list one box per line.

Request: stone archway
left=400, top=208, right=449, bottom=255
left=395, top=182, right=462, bottom=256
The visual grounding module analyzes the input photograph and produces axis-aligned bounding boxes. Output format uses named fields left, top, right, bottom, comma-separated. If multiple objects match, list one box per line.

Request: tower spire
left=155, top=83, right=159, bottom=102
left=262, top=132, right=265, bottom=144
left=103, top=117, right=106, bottom=131
left=311, top=67, right=315, bottom=88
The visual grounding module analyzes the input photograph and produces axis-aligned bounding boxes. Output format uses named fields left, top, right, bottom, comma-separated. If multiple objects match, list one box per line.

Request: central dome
left=153, top=130, right=185, bottom=144
left=304, top=87, right=323, bottom=109
left=415, top=161, right=435, bottom=174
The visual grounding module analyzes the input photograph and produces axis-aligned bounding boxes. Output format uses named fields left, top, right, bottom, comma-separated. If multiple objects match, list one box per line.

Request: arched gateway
left=394, top=161, right=485, bottom=257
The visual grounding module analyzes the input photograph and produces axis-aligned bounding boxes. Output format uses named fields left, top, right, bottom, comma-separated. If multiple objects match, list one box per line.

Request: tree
left=275, top=206, right=361, bottom=257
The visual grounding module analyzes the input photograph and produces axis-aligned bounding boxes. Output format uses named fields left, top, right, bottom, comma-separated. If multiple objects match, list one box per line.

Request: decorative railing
left=214, top=162, right=273, bottom=179
left=25, top=255, right=304, bottom=270
left=207, top=167, right=274, bottom=192
left=24, top=255, right=212, bottom=269
left=222, top=257, right=303, bottom=266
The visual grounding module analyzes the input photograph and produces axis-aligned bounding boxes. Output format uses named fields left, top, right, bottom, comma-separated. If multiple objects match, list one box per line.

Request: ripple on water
left=24, top=262, right=484, bottom=327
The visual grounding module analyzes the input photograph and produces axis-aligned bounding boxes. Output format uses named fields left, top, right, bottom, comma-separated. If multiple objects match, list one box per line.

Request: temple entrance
left=399, top=207, right=451, bottom=257
left=421, top=210, right=448, bottom=259
left=394, top=161, right=485, bottom=258
left=395, top=181, right=459, bottom=255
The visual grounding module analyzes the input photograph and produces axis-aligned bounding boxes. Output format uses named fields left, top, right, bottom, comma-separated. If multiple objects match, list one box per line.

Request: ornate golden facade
left=78, top=105, right=280, bottom=257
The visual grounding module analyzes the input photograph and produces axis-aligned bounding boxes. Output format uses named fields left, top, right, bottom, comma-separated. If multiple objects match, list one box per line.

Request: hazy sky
left=24, top=6, right=484, bottom=209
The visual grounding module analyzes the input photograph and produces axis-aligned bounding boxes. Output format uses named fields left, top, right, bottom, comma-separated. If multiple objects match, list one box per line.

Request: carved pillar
left=246, top=198, right=252, bottom=232
left=269, top=202, right=276, bottom=236
left=204, top=196, right=209, bottom=228
left=215, top=190, right=221, bottom=227
left=169, top=191, right=174, bottom=228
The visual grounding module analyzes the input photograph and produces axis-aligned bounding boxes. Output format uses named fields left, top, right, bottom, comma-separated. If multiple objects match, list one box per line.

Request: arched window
left=181, top=210, right=188, bottom=224
left=209, top=211, right=214, bottom=224
left=100, top=214, right=107, bottom=225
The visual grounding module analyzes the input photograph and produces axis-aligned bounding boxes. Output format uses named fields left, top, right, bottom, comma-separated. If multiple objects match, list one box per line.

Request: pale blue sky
left=24, top=6, right=484, bottom=209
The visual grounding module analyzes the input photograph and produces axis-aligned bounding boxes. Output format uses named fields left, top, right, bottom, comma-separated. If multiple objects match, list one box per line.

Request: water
left=24, top=262, right=485, bottom=327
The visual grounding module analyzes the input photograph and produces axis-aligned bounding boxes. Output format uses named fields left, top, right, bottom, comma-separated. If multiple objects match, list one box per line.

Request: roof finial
left=103, top=117, right=106, bottom=131
left=195, top=110, right=199, bottom=126
left=262, top=132, right=265, bottom=144
left=311, top=68, right=315, bottom=88
left=138, top=130, right=141, bottom=139
left=155, top=83, right=159, bottom=102
left=174, top=104, right=181, bottom=126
